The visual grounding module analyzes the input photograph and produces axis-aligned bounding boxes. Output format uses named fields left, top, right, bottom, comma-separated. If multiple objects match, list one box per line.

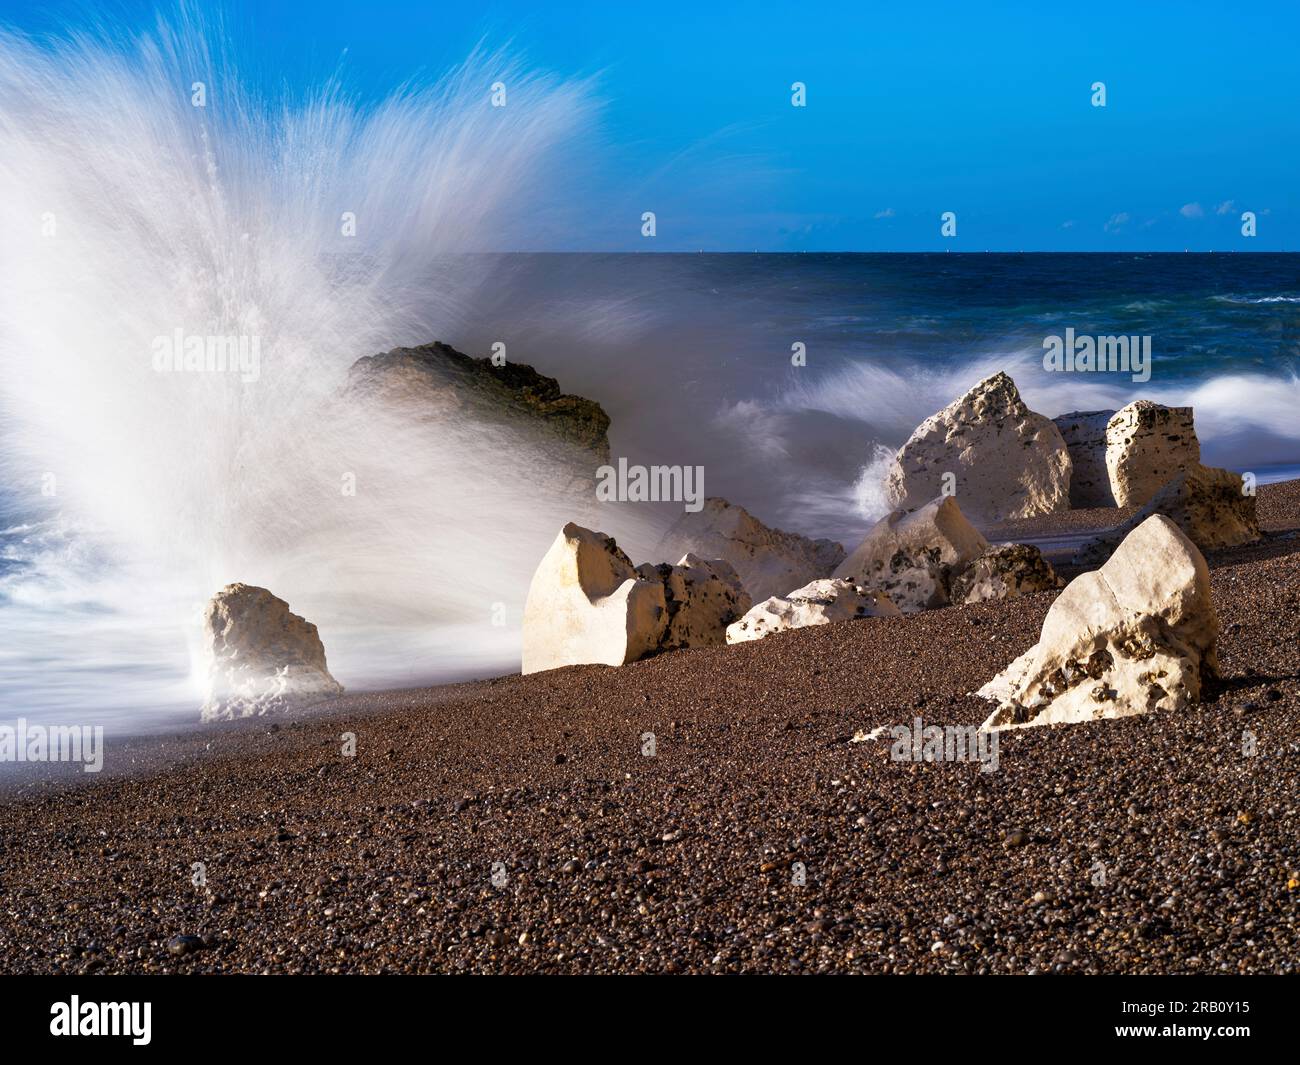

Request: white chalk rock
left=1055, top=401, right=1200, bottom=508
left=522, top=524, right=667, bottom=675
left=950, top=544, right=1064, bottom=605
left=725, top=578, right=900, bottom=644
left=979, top=515, right=1219, bottom=732
left=200, top=584, right=343, bottom=722
left=1105, top=401, right=1201, bottom=507
left=1077, top=463, right=1260, bottom=563
left=885, top=372, right=1072, bottom=524
left=833, top=496, right=989, bottom=612
left=658, top=497, right=845, bottom=603
left=522, top=526, right=752, bottom=673
left=635, top=553, right=751, bottom=650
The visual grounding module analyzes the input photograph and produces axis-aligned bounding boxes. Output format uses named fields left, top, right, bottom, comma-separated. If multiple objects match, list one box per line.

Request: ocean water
left=3, top=252, right=1299, bottom=732
left=447, top=252, right=1300, bottom=537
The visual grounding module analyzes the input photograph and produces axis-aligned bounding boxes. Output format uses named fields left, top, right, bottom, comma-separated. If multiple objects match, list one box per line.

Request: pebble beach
left=2, top=481, right=1296, bottom=975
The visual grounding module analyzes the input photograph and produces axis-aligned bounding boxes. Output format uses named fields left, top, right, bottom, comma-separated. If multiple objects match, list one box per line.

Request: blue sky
left=6, top=0, right=1299, bottom=250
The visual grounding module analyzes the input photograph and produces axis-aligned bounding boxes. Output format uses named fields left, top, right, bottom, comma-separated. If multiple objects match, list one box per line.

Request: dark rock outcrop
left=347, top=341, right=611, bottom=463
left=950, top=543, right=1064, bottom=604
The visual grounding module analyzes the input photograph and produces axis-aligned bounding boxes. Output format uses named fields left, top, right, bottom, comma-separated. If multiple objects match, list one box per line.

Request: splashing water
left=0, top=13, right=624, bottom=726
left=850, top=444, right=899, bottom=524
left=5, top=17, right=1300, bottom=731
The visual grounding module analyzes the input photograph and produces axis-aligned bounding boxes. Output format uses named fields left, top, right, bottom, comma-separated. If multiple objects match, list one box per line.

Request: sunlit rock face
left=834, top=496, right=989, bottom=613
left=979, top=516, right=1219, bottom=733
left=634, top=553, right=750, bottom=652
left=200, top=584, right=343, bottom=722
left=885, top=372, right=1072, bottom=524
left=950, top=544, right=1064, bottom=605
left=1054, top=401, right=1200, bottom=508
left=522, top=524, right=668, bottom=675
left=1076, top=463, right=1260, bottom=564
left=725, top=578, right=900, bottom=645
left=522, top=524, right=750, bottom=674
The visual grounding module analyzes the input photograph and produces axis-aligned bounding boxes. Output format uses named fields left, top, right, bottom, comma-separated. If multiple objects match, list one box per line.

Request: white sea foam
left=851, top=444, right=899, bottom=522
left=777, top=347, right=1300, bottom=444
left=764, top=346, right=1300, bottom=526
left=1211, top=294, right=1300, bottom=304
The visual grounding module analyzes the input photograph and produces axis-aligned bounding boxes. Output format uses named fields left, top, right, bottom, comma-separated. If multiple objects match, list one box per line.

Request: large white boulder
left=833, top=496, right=989, bottom=612
left=657, top=497, right=844, bottom=603
left=522, top=525, right=750, bottom=674
left=979, top=515, right=1219, bottom=732
left=949, top=543, right=1064, bottom=605
left=522, top=524, right=667, bottom=675
left=1105, top=401, right=1200, bottom=507
left=1077, top=463, right=1260, bottom=564
left=885, top=372, right=1072, bottom=524
left=200, top=584, right=344, bottom=722
left=1054, top=401, right=1200, bottom=508
left=725, top=578, right=900, bottom=644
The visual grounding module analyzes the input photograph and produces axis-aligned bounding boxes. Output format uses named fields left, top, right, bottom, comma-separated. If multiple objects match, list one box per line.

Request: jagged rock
left=725, top=578, right=900, bottom=644
left=522, top=525, right=749, bottom=674
left=885, top=372, right=1071, bottom=524
left=522, top=524, right=667, bottom=675
left=200, top=584, right=343, bottom=722
left=833, top=496, right=989, bottom=612
left=635, top=553, right=751, bottom=650
left=950, top=544, right=1064, bottom=605
left=1076, top=463, right=1260, bottom=564
left=657, top=497, right=845, bottom=603
left=979, top=515, right=1219, bottom=732
left=348, top=342, right=610, bottom=460
left=1054, top=401, right=1199, bottom=508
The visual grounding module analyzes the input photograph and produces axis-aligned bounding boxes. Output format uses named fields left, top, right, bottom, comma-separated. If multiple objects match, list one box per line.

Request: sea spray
left=0, top=10, right=647, bottom=722
left=851, top=443, right=898, bottom=523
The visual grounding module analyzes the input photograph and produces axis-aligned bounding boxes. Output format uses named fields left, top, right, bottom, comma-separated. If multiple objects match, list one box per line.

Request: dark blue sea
left=449, top=252, right=1300, bottom=533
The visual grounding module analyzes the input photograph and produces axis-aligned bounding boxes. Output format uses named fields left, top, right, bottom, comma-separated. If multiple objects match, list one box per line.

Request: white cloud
left=1104, top=212, right=1129, bottom=232
left=1215, top=200, right=1236, bottom=215
left=1180, top=202, right=1204, bottom=218
left=873, top=207, right=895, bottom=219
left=1061, top=220, right=1075, bottom=229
